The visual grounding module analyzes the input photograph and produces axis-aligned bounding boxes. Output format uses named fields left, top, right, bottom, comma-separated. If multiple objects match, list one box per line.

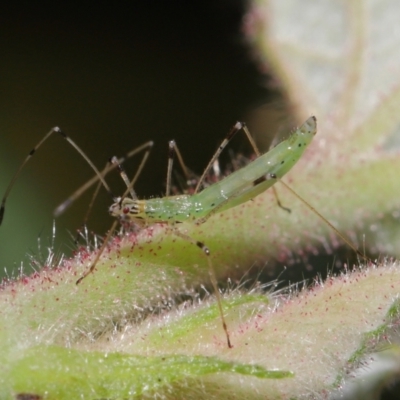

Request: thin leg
left=111, top=156, right=137, bottom=199
left=243, top=124, right=290, bottom=213
left=166, top=141, right=175, bottom=197
left=196, top=172, right=279, bottom=226
left=241, top=124, right=261, bottom=157
left=172, top=141, right=195, bottom=183
left=74, top=181, right=103, bottom=245
left=277, top=178, right=375, bottom=266
left=194, top=122, right=291, bottom=213
left=271, top=186, right=291, bottom=213
left=74, top=162, right=109, bottom=244
left=172, top=228, right=232, bottom=348
left=76, top=219, right=119, bottom=284
left=112, top=141, right=153, bottom=200
left=54, top=141, right=154, bottom=217
left=195, top=122, right=244, bottom=193
left=77, top=142, right=154, bottom=279
left=166, top=140, right=200, bottom=196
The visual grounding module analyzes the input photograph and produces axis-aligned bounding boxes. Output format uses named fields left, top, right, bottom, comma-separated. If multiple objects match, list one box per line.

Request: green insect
left=0, top=116, right=368, bottom=348
left=111, top=117, right=315, bottom=223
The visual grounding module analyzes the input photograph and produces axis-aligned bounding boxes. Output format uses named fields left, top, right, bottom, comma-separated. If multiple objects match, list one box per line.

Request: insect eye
left=123, top=207, right=130, bottom=214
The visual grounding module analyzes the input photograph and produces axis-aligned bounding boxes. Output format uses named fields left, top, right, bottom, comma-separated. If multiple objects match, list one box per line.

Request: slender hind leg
left=172, top=228, right=232, bottom=348
left=193, top=122, right=291, bottom=213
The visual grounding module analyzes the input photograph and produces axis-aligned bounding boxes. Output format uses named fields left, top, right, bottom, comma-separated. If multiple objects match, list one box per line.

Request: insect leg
left=77, top=143, right=153, bottom=284
left=166, top=141, right=175, bottom=197
left=172, top=227, right=232, bottom=348
left=193, top=121, right=290, bottom=212
left=73, top=161, right=111, bottom=244
left=241, top=123, right=291, bottom=213
left=276, top=177, right=376, bottom=266
left=195, top=171, right=281, bottom=226
left=166, top=140, right=202, bottom=196
left=195, top=122, right=244, bottom=193
left=269, top=186, right=291, bottom=213
left=76, top=220, right=119, bottom=284
left=110, top=140, right=154, bottom=201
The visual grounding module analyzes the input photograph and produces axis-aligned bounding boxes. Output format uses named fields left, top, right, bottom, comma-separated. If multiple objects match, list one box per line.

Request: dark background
left=0, top=1, right=285, bottom=273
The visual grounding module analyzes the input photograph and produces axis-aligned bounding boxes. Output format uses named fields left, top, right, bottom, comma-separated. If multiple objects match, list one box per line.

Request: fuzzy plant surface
left=3, top=0, right=400, bottom=399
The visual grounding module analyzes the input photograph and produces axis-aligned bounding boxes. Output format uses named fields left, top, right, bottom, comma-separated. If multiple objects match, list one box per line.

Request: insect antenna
left=75, top=155, right=129, bottom=284
left=76, top=143, right=154, bottom=284
left=0, top=127, right=115, bottom=226
left=0, top=126, right=155, bottom=286
left=54, top=141, right=154, bottom=217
